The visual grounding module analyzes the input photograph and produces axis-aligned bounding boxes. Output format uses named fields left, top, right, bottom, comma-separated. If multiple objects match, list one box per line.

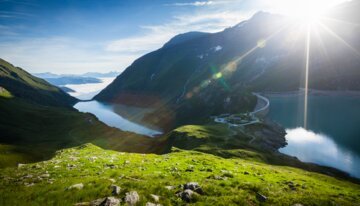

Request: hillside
left=0, top=58, right=76, bottom=107
left=0, top=59, right=163, bottom=168
left=95, top=1, right=360, bottom=129
left=0, top=143, right=359, bottom=205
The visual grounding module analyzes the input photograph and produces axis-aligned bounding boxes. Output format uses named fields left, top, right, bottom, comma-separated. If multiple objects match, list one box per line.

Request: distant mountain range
left=33, top=71, right=119, bottom=87
left=95, top=1, right=360, bottom=129
left=34, top=71, right=120, bottom=79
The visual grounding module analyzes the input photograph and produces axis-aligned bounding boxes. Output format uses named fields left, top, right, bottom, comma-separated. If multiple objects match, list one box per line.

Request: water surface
left=267, top=94, right=360, bottom=178
left=74, top=101, right=162, bottom=137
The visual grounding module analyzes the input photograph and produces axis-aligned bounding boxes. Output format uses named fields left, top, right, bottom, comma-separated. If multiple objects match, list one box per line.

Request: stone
left=164, top=186, right=175, bottom=190
left=183, top=182, right=200, bottom=190
left=68, top=183, right=84, bottom=190
left=125, top=191, right=139, bottom=206
left=111, top=185, right=121, bottom=195
left=109, top=178, right=116, bottom=183
left=256, top=193, right=267, bottom=202
left=150, top=194, right=160, bottom=202
left=177, top=189, right=196, bottom=203
left=292, top=204, right=304, bottom=206
left=40, top=174, right=50, bottom=178
left=99, top=197, right=120, bottom=206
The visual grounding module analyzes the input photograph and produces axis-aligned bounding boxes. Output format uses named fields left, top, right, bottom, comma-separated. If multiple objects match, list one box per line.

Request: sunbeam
left=304, top=24, right=311, bottom=129
left=318, top=21, right=360, bottom=58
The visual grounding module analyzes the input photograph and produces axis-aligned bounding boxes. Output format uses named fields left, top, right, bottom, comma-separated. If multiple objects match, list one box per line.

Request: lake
left=74, top=101, right=162, bottom=137
left=267, top=93, right=360, bottom=178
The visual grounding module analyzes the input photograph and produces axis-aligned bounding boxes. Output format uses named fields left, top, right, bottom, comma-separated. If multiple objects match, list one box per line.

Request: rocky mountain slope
left=95, top=1, right=360, bottom=129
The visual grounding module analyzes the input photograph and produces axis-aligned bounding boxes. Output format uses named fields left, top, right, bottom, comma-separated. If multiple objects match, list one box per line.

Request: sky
left=0, top=0, right=347, bottom=74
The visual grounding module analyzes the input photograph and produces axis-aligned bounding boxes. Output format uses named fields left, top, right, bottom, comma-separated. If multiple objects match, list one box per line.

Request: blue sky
left=0, top=0, right=345, bottom=74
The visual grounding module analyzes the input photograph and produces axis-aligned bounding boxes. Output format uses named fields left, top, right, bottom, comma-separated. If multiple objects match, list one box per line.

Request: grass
left=0, top=143, right=359, bottom=205
left=166, top=124, right=359, bottom=183
left=0, top=86, right=12, bottom=98
left=0, top=97, right=164, bottom=168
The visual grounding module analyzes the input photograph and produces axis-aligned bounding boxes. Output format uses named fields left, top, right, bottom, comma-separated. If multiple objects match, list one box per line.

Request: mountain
left=95, top=1, right=360, bottom=130
left=82, top=71, right=120, bottom=78
left=34, top=71, right=120, bottom=79
left=0, top=59, right=76, bottom=107
left=0, top=59, right=162, bottom=168
left=44, top=76, right=101, bottom=86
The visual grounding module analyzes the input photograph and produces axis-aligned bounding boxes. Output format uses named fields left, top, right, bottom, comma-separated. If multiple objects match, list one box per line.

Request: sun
left=271, top=0, right=344, bottom=24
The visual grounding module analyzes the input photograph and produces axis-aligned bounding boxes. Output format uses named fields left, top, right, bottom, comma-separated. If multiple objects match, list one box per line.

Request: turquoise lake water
left=267, top=94, right=360, bottom=178
left=74, top=101, right=162, bottom=137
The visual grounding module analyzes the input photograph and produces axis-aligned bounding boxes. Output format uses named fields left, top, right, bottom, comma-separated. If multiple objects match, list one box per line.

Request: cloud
left=169, top=1, right=221, bottom=6
left=0, top=37, right=138, bottom=74
left=106, top=11, right=248, bottom=53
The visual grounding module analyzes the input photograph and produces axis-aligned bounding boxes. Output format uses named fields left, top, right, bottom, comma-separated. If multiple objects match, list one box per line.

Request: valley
left=1, top=0, right=360, bottom=205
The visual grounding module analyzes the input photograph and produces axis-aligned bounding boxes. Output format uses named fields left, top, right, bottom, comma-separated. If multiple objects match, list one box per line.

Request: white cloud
left=169, top=1, right=222, bottom=6
left=0, top=37, right=138, bottom=74
left=106, top=11, right=248, bottom=53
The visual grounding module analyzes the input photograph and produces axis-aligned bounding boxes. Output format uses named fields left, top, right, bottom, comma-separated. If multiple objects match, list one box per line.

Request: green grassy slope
left=165, top=124, right=357, bottom=182
left=0, top=58, right=76, bottom=107
left=0, top=97, right=164, bottom=168
left=0, top=144, right=359, bottom=205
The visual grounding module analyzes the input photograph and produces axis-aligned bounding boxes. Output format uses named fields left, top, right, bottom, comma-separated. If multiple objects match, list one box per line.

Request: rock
left=164, top=186, right=175, bottom=190
left=109, top=178, right=116, bottom=183
left=125, top=191, right=139, bottom=206
left=111, top=185, right=121, bottom=195
left=68, top=183, right=84, bottom=190
left=87, top=197, right=121, bottom=206
left=256, top=193, right=267, bottom=202
left=177, top=189, right=197, bottom=203
left=40, top=174, right=50, bottom=178
left=99, top=197, right=120, bottom=206
left=183, top=182, right=200, bottom=190
left=292, top=204, right=304, bottom=206
left=150, top=194, right=160, bottom=202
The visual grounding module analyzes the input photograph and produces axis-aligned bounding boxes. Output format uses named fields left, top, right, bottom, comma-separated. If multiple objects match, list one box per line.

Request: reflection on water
left=74, top=101, right=162, bottom=137
left=281, top=127, right=360, bottom=178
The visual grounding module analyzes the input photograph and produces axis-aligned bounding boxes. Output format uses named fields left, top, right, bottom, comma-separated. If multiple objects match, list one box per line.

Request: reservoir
left=267, top=93, right=360, bottom=178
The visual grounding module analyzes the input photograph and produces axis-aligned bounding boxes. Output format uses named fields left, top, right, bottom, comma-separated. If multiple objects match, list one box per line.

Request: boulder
left=183, top=182, right=204, bottom=195
left=177, top=189, right=196, bottom=203
left=99, top=197, right=120, bottom=206
left=125, top=191, right=140, bottom=206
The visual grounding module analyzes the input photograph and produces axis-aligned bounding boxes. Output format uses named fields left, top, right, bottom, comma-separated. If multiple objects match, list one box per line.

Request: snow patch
left=213, top=45, right=223, bottom=52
